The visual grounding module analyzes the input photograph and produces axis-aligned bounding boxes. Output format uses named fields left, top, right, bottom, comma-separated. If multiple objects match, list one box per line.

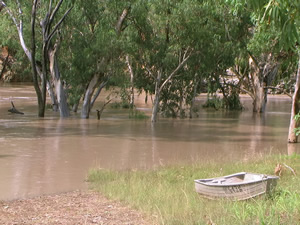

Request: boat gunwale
left=194, top=172, right=279, bottom=187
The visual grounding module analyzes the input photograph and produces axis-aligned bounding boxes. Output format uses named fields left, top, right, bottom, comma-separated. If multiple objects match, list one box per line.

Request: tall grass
left=88, top=154, right=300, bottom=225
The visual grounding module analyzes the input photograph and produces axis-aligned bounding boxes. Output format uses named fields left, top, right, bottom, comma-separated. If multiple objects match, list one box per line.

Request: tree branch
left=116, top=6, right=130, bottom=35
left=265, top=86, right=292, bottom=98
left=47, top=6, right=73, bottom=44
left=159, top=48, right=192, bottom=92
left=145, top=67, right=156, bottom=80
left=1, top=1, right=31, bottom=60
left=47, top=0, right=62, bottom=35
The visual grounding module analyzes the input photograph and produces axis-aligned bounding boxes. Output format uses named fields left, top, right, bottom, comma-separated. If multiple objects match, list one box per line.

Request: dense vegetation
left=1, top=0, right=300, bottom=140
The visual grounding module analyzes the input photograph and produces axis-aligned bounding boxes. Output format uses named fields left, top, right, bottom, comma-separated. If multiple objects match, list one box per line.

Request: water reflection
left=0, top=84, right=299, bottom=200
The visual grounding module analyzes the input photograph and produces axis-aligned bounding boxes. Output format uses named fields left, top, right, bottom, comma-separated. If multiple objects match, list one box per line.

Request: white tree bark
left=151, top=70, right=162, bottom=123
left=288, top=53, right=300, bottom=143
left=49, top=45, right=70, bottom=117
left=126, top=55, right=135, bottom=108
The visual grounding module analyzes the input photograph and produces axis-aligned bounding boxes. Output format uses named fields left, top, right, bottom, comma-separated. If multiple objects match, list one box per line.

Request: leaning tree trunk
left=288, top=54, right=300, bottom=143
left=90, top=80, right=108, bottom=109
left=81, top=74, right=101, bottom=119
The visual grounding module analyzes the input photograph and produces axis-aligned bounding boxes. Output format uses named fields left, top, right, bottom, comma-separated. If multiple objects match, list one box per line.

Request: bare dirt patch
left=0, top=191, right=154, bottom=225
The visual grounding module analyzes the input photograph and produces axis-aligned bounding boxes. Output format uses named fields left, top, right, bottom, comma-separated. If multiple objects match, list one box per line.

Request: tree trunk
left=151, top=71, right=162, bottom=123
left=0, top=53, right=9, bottom=80
left=249, top=56, right=267, bottom=113
left=90, top=80, right=108, bottom=109
left=288, top=54, right=300, bottom=143
left=189, top=77, right=200, bottom=118
left=72, top=101, right=80, bottom=113
left=179, top=82, right=185, bottom=118
left=49, top=45, right=70, bottom=117
left=126, top=55, right=134, bottom=108
left=31, top=0, right=45, bottom=117
left=81, top=74, right=100, bottom=119
left=252, top=76, right=267, bottom=113
left=150, top=49, right=191, bottom=123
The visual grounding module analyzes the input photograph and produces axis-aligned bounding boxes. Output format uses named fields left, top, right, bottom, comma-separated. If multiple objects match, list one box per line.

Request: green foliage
left=203, top=91, right=243, bottom=111
left=224, top=90, right=244, bottom=110
left=128, top=109, right=149, bottom=119
left=203, top=95, right=224, bottom=110
left=294, top=113, right=300, bottom=136
left=261, top=0, right=300, bottom=51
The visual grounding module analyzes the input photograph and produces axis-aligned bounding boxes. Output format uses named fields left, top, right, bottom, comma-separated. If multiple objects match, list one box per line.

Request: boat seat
left=211, top=179, right=226, bottom=184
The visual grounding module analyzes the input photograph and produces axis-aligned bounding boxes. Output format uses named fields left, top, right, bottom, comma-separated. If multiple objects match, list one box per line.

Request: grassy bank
left=88, top=154, right=300, bottom=225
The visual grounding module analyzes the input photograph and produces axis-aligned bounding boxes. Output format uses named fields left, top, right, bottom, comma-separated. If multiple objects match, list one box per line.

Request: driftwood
left=8, top=101, right=24, bottom=114
left=96, top=99, right=112, bottom=120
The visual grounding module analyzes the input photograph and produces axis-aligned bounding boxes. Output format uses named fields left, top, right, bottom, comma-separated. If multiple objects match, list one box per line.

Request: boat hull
left=194, top=172, right=279, bottom=200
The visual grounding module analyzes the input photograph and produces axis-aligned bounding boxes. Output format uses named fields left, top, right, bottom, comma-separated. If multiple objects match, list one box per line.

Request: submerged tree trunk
left=31, top=0, right=46, bottom=117
left=1, top=0, right=72, bottom=115
left=249, top=56, right=266, bottom=113
left=252, top=74, right=267, bottom=113
left=90, top=79, right=108, bottom=109
left=151, top=70, right=162, bottom=123
left=126, top=55, right=134, bottom=108
left=288, top=54, right=300, bottom=143
left=49, top=44, right=70, bottom=117
left=81, top=74, right=101, bottom=119
left=189, top=76, right=200, bottom=118
left=249, top=54, right=278, bottom=113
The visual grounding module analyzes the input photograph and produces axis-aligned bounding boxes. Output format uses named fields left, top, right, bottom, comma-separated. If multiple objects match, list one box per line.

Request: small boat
left=194, top=172, right=279, bottom=200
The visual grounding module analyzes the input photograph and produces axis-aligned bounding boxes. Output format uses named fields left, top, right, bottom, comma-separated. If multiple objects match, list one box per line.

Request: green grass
left=88, top=154, right=300, bottom=225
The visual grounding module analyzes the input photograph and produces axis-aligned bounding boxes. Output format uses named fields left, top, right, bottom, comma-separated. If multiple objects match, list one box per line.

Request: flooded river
left=0, top=84, right=299, bottom=200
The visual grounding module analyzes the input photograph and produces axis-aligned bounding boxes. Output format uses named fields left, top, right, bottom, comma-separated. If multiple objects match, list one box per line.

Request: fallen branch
left=8, top=101, right=24, bottom=114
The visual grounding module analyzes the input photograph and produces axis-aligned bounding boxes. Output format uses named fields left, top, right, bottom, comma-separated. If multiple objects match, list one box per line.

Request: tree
left=225, top=1, right=281, bottom=113
left=154, top=0, right=245, bottom=118
left=60, top=0, right=132, bottom=119
left=247, top=0, right=300, bottom=142
left=1, top=0, right=72, bottom=117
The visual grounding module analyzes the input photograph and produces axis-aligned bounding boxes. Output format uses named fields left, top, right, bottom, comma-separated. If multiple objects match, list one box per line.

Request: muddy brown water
left=0, top=84, right=299, bottom=200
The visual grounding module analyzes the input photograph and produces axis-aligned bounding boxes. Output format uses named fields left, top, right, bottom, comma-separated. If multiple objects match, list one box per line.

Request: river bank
left=0, top=190, right=153, bottom=225
left=88, top=154, right=300, bottom=225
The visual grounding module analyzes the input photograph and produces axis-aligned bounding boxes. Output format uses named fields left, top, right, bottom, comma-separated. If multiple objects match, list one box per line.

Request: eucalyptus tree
left=60, top=0, right=132, bottom=118
left=123, top=0, right=196, bottom=122
left=224, top=1, right=282, bottom=114
left=232, top=25, right=281, bottom=113
left=128, top=0, right=245, bottom=121
left=229, top=0, right=300, bottom=142
left=260, top=1, right=300, bottom=143
left=0, top=0, right=72, bottom=117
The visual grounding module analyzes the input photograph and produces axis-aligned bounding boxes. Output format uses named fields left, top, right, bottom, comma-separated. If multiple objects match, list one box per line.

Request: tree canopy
left=0, top=0, right=298, bottom=130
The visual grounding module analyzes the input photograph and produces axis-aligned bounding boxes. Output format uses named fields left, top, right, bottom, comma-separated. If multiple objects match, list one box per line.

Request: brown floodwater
left=0, top=83, right=299, bottom=200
